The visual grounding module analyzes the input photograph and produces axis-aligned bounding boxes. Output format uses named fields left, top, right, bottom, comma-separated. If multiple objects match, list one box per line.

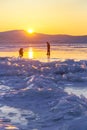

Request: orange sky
left=0, top=0, right=87, bottom=35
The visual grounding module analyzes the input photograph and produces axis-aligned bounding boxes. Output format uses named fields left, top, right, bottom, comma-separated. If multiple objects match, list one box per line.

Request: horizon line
left=0, top=29, right=87, bottom=36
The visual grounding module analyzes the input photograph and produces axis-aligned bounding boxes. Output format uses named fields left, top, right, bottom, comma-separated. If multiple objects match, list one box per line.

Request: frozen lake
left=0, top=42, right=87, bottom=62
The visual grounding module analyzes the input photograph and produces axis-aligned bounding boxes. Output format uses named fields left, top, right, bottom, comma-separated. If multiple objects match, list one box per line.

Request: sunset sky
left=0, top=0, right=87, bottom=35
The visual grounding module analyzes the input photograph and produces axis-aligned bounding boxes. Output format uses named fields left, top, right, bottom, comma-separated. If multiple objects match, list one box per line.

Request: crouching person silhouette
left=19, top=48, right=23, bottom=58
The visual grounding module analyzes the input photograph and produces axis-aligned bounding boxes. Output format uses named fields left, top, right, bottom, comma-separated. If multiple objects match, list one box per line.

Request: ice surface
left=0, top=57, right=87, bottom=129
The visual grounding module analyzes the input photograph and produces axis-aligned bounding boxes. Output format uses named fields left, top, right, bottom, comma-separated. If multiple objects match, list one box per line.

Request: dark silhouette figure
left=19, top=48, right=23, bottom=58
left=46, top=42, right=50, bottom=56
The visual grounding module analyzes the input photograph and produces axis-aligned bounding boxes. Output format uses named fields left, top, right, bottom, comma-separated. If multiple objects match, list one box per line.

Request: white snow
left=0, top=57, right=87, bottom=129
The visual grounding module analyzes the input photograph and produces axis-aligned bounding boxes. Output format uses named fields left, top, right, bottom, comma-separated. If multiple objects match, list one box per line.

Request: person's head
left=19, top=48, right=23, bottom=51
left=47, top=42, right=50, bottom=46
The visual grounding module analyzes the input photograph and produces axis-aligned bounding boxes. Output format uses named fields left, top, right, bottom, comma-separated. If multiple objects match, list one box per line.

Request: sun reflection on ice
left=28, top=47, right=33, bottom=59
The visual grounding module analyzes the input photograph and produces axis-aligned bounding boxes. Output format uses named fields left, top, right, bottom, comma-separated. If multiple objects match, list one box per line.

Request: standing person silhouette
left=46, top=42, right=50, bottom=56
left=19, top=48, right=23, bottom=58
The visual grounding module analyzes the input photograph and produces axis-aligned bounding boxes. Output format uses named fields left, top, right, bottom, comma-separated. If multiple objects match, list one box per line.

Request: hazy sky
left=0, top=0, right=87, bottom=35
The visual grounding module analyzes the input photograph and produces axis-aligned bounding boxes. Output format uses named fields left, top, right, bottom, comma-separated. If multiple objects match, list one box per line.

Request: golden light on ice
left=28, top=47, right=33, bottom=59
left=5, top=125, right=19, bottom=130
left=27, top=29, right=33, bottom=34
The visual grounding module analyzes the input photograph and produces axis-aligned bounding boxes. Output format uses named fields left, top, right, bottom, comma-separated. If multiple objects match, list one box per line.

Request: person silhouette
left=46, top=42, right=50, bottom=56
left=19, top=48, right=23, bottom=58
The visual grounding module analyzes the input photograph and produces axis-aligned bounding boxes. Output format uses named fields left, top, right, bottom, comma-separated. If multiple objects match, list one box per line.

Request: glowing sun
left=27, top=29, right=34, bottom=34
